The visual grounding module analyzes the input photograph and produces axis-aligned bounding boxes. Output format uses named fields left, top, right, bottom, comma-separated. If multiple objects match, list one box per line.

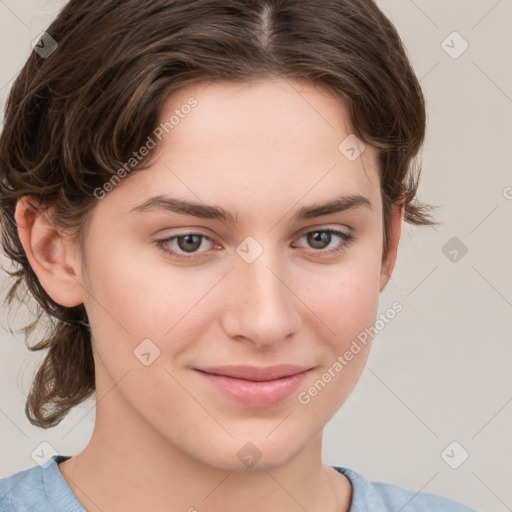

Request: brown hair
left=0, top=0, right=439, bottom=428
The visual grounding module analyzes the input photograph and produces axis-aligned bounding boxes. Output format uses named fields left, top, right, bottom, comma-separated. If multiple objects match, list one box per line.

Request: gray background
left=1, top=1, right=511, bottom=511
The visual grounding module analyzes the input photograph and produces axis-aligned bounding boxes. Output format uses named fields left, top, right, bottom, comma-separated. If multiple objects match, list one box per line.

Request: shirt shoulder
left=333, top=466, right=478, bottom=512
left=0, top=463, right=45, bottom=511
left=0, top=456, right=84, bottom=512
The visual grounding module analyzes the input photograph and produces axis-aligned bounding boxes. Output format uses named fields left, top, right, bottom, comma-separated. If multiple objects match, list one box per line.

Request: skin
left=15, top=77, right=403, bottom=512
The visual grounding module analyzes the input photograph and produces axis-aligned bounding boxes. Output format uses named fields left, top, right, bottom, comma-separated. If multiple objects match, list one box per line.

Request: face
left=41, top=78, right=401, bottom=471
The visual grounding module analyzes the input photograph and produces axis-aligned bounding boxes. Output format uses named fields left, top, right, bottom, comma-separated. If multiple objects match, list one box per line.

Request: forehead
left=108, top=78, right=381, bottom=219
left=159, top=78, right=364, bottom=155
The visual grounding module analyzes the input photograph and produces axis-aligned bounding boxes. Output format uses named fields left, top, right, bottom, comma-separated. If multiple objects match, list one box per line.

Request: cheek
left=304, top=249, right=382, bottom=340
left=83, top=232, right=173, bottom=321
left=294, top=259, right=382, bottom=421
left=82, top=243, right=213, bottom=371
left=79, top=240, right=166, bottom=370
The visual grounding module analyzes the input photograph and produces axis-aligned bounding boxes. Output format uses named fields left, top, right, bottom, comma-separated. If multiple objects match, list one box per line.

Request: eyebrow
left=128, top=193, right=372, bottom=223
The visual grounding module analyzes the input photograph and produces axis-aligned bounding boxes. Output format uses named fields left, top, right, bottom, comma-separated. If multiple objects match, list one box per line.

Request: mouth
left=195, top=364, right=312, bottom=381
left=193, top=364, right=313, bottom=407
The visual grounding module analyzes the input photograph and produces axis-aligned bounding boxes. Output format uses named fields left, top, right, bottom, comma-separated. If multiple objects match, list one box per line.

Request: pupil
left=309, top=231, right=330, bottom=249
left=180, top=234, right=201, bottom=252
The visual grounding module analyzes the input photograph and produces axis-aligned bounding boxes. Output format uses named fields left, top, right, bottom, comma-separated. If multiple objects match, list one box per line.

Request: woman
left=0, top=0, right=477, bottom=510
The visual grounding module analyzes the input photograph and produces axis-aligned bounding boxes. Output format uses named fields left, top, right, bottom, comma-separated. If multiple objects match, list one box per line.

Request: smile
left=194, top=366, right=312, bottom=407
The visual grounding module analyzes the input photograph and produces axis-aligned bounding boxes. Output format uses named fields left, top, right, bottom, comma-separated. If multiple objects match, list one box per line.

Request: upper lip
left=195, top=364, right=312, bottom=382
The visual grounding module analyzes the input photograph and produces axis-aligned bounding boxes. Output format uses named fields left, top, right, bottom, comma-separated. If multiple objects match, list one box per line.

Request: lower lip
left=195, top=369, right=311, bottom=408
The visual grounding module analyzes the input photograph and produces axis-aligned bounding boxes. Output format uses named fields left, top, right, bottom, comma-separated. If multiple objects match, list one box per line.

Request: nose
left=221, top=244, right=302, bottom=349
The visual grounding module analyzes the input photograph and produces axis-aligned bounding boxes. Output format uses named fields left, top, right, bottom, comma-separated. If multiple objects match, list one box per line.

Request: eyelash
left=155, top=228, right=356, bottom=261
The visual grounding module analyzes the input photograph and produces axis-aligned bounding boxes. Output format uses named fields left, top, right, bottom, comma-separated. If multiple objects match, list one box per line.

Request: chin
left=189, top=435, right=303, bottom=473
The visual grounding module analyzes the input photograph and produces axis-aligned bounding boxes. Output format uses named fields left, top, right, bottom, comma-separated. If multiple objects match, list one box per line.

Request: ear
left=14, top=196, right=85, bottom=307
left=379, top=202, right=404, bottom=292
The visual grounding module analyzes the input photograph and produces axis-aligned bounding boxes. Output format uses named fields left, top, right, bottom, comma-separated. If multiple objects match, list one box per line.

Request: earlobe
left=14, top=196, right=85, bottom=307
left=379, top=203, right=404, bottom=292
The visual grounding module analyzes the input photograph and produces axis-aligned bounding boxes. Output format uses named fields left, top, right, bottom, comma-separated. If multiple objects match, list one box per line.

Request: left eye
left=156, top=228, right=355, bottom=260
left=294, top=228, right=355, bottom=253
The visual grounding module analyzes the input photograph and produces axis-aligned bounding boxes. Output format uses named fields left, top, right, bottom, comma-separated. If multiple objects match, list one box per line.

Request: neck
left=58, top=377, right=352, bottom=512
